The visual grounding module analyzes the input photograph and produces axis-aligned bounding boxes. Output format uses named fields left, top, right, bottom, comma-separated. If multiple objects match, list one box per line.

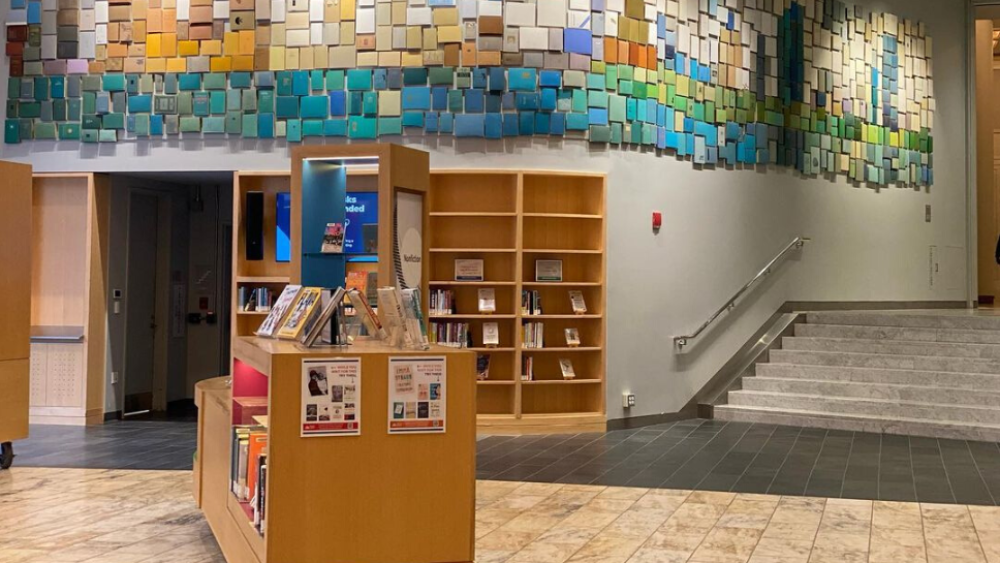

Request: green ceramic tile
left=103, top=113, right=125, bottom=129
left=7, top=78, right=19, bottom=99
left=226, top=90, right=242, bottom=111
left=286, top=118, right=302, bottom=142
left=204, top=73, right=227, bottom=90
left=5, top=100, right=16, bottom=118
left=347, top=69, right=372, bottom=91
left=82, top=75, right=101, bottom=91
left=18, top=101, right=41, bottom=118
left=102, top=74, right=126, bottom=92
left=325, top=70, right=345, bottom=90
left=140, top=75, right=155, bottom=93
left=203, top=116, right=225, bottom=133
left=193, top=92, right=210, bottom=116
left=589, top=125, right=611, bottom=143
left=52, top=99, right=66, bottom=121
left=58, top=122, right=81, bottom=140
left=225, top=111, right=242, bottom=134
left=81, top=129, right=98, bottom=143
left=134, top=114, right=150, bottom=136
left=98, top=129, right=117, bottom=142
left=242, top=89, right=257, bottom=112
left=4, top=120, right=19, bottom=144
left=428, top=67, right=454, bottom=86
left=258, top=90, right=274, bottom=114
left=177, top=92, right=193, bottom=115
left=302, top=119, right=324, bottom=137
left=242, top=114, right=258, bottom=137
left=210, top=91, right=226, bottom=114
left=179, top=116, right=201, bottom=132
left=82, top=115, right=101, bottom=130
left=377, top=117, right=401, bottom=135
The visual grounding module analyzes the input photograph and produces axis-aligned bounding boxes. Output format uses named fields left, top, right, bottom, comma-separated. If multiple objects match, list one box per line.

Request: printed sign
left=301, top=358, right=361, bottom=437
left=387, top=356, right=446, bottom=434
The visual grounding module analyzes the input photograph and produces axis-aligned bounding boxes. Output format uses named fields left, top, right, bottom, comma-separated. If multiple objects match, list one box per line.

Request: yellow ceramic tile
left=232, top=54, right=255, bottom=70
left=145, top=57, right=166, bottom=72
left=166, top=57, right=187, bottom=71
left=377, top=50, right=400, bottom=66
left=178, top=40, right=200, bottom=56
left=422, top=27, right=437, bottom=50
left=391, top=1, right=405, bottom=24
left=312, top=45, right=328, bottom=68
left=299, top=46, right=314, bottom=68
left=270, top=45, right=286, bottom=69
left=146, top=33, right=162, bottom=57
left=356, top=50, right=378, bottom=66
left=401, top=51, right=422, bottom=66
left=406, top=26, right=421, bottom=49
left=340, top=0, right=355, bottom=21
left=200, top=39, right=222, bottom=55
left=432, top=7, right=457, bottom=25
left=238, top=30, right=255, bottom=54
left=285, top=46, right=300, bottom=68
left=224, top=31, right=239, bottom=55
left=161, top=32, right=177, bottom=56
left=437, top=25, right=461, bottom=43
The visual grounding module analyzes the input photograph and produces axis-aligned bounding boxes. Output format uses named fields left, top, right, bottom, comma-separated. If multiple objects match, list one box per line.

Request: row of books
left=378, top=287, right=430, bottom=350
left=523, top=322, right=544, bottom=348
left=429, top=289, right=456, bottom=316
left=239, top=287, right=274, bottom=313
left=231, top=426, right=268, bottom=535
left=256, top=284, right=384, bottom=347
left=345, top=270, right=379, bottom=307
left=429, top=321, right=471, bottom=348
left=521, top=290, right=543, bottom=316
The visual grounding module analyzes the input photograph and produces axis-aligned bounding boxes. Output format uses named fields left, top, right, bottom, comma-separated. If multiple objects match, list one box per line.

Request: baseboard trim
left=606, top=405, right=697, bottom=431
left=782, top=301, right=967, bottom=312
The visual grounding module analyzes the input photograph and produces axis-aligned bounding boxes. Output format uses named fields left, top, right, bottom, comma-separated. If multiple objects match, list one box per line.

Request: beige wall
left=977, top=20, right=997, bottom=300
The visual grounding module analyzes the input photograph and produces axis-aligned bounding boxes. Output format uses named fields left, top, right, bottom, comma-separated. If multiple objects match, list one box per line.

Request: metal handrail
left=674, top=236, right=809, bottom=350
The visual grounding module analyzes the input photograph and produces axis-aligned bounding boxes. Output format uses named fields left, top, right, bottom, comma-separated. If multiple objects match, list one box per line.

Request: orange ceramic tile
left=161, top=9, right=176, bottom=32
left=88, top=61, right=106, bottom=73
left=224, top=31, right=239, bottom=55
left=161, top=32, right=177, bottom=56
left=461, top=41, right=476, bottom=66
left=617, top=40, right=629, bottom=64
left=604, top=37, right=618, bottom=64
left=147, top=8, right=162, bottom=31
left=178, top=39, right=199, bottom=56
left=629, top=41, right=641, bottom=66
left=107, top=42, right=129, bottom=57
left=232, top=54, right=254, bottom=70
left=238, top=30, right=255, bottom=54
left=646, top=45, right=656, bottom=70
left=210, top=56, right=232, bottom=71
left=128, top=43, right=146, bottom=56
left=124, top=57, right=145, bottom=72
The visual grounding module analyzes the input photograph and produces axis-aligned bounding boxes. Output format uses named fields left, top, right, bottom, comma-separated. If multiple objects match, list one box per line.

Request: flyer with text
left=388, top=356, right=446, bottom=434
left=301, top=358, right=361, bottom=437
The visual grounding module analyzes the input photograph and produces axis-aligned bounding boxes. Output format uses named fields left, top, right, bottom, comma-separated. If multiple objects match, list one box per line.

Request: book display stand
left=199, top=145, right=477, bottom=563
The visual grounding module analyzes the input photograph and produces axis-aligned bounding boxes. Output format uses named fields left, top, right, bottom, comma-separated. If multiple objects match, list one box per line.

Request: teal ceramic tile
left=82, top=115, right=101, bottom=130
left=276, top=71, right=293, bottom=95
left=326, top=70, right=345, bottom=90
left=242, top=89, right=257, bottom=112
left=192, top=92, right=210, bottom=116
left=258, top=90, right=275, bottom=114
left=98, top=129, right=117, bottom=142
left=276, top=96, right=299, bottom=118
left=204, top=73, right=227, bottom=90
left=134, top=114, right=150, bottom=136
left=225, top=112, right=242, bottom=134
left=347, top=69, right=373, bottom=91
left=203, top=116, right=225, bottom=133
left=210, top=91, right=226, bottom=114
left=242, top=114, right=258, bottom=137
left=4, top=120, right=19, bottom=144
left=230, top=72, right=252, bottom=89
left=300, top=96, right=328, bottom=119
left=179, top=116, right=201, bottom=132
left=58, top=122, right=81, bottom=140
left=102, top=74, right=125, bottom=92
left=103, top=113, right=125, bottom=129
left=81, top=129, right=98, bottom=143
left=286, top=118, right=302, bottom=142
left=348, top=116, right=376, bottom=138
left=227, top=90, right=242, bottom=111
left=302, top=119, right=324, bottom=136
left=362, top=91, right=378, bottom=116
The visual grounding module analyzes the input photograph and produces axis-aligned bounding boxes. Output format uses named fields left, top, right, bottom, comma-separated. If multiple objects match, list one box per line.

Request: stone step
left=806, top=311, right=1000, bottom=331
left=743, top=376, right=1000, bottom=408
left=795, top=323, right=1000, bottom=345
left=757, top=363, right=1000, bottom=392
left=713, top=404, right=1000, bottom=442
left=769, top=349, right=1000, bottom=375
left=782, top=336, right=1000, bottom=360
left=728, top=390, right=1000, bottom=426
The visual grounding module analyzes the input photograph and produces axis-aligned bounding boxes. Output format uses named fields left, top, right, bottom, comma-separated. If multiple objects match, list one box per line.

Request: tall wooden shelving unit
left=428, top=170, right=607, bottom=434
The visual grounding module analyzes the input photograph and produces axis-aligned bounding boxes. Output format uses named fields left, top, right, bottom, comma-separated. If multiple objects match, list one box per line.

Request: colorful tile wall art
left=4, top=0, right=934, bottom=186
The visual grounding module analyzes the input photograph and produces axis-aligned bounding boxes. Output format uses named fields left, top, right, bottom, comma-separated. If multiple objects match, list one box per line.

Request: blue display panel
left=276, top=192, right=291, bottom=263
left=344, top=192, right=378, bottom=255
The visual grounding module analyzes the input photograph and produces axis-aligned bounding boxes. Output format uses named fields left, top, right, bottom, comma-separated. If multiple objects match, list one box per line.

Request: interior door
left=123, top=192, right=160, bottom=415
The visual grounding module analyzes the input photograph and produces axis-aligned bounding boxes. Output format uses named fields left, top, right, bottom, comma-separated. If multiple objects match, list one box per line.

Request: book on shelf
left=246, top=431, right=268, bottom=507
left=559, top=358, right=576, bottom=380
left=535, top=259, right=563, bottom=282
left=454, top=259, right=484, bottom=281
left=378, top=287, right=414, bottom=348
left=483, top=322, right=500, bottom=347
left=347, top=288, right=387, bottom=340
left=346, top=271, right=368, bottom=294
left=276, top=287, right=324, bottom=341
left=231, top=425, right=265, bottom=502
left=521, top=356, right=533, bottom=381
left=477, top=288, right=496, bottom=313
left=256, top=285, right=303, bottom=338
left=565, top=327, right=581, bottom=347
left=430, top=321, right=470, bottom=348
left=302, top=287, right=346, bottom=347
left=569, top=290, right=587, bottom=314
left=521, top=290, right=542, bottom=315
left=430, top=289, right=456, bottom=315
left=522, top=321, right=544, bottom=348
left=476, top=353, right=491, bottom=381
left=321, top=222, right=345, bottom=253
left=253, top=454, right=267, bottom=534
left=365, top=271, right=379, bottom=307
left=401, top=288, right=430, bottom=349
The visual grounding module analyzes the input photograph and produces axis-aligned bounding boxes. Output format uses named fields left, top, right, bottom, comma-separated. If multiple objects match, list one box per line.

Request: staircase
left=714, top=310, right=1000, bottom=441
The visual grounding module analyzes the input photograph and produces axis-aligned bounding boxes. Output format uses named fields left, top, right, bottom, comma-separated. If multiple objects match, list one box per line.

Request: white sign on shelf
left=387, top=356, right=446, bottom=434
left=301, top=357, right=361, bottom=437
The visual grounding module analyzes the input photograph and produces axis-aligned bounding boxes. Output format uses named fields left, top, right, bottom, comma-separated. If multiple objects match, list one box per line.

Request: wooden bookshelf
left=428, top=170, right=606, bottom=434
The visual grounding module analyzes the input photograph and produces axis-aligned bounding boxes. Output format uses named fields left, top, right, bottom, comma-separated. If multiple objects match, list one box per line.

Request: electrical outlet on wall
left=111, top=371, right=119, bottom=384
left=622, top=393, right=636, bottom=409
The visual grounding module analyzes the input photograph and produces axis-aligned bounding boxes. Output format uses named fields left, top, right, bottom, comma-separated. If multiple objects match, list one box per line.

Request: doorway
left=975, top=6, right=1000, bottom=306
left=123, top=191, right=169, bottom=416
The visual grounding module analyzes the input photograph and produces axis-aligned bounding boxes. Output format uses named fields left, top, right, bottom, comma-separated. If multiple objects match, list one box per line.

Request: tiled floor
left=477, top=420, right=1000, bottom=507
left=14, top=418, right=1000, bottom=506
left=4, top=466, right=1000, bottom=563
left=13, top=419, right=197, bottom=470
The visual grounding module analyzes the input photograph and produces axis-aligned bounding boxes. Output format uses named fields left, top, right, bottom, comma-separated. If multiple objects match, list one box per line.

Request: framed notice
left=535, top=259, right=563, bottom=282
left=301, top=358, right=361, bottom=437
left=388, top=356, right=447, bottom=434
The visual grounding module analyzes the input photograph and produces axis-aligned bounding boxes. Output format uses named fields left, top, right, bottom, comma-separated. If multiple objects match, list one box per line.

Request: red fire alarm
left=652, top=211, right=662, bottom=232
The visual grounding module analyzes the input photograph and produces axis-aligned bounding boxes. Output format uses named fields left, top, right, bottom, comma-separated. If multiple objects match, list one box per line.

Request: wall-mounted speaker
left=245, top=191, right=264, bottom=261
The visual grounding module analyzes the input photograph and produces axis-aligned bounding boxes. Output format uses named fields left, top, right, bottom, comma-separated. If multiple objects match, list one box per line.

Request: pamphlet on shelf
left=478, top=288, right=496, bottom=313
left=321, top=222, right=345, bottom=253
left=535, top=259, right=563, bottom=282
left=455, top=259, right=484, bottom=281
left=559, top=358, right=576, bottom=380
left=377, top=287, right=414, bottom=348
left=277, top=287, right=323, bottom=340
left=569, top=290, right=587, bottom=314
left=476, top=353, right=491, bottom=381
left=388, top=356, right=446, bottom=433
left=301, top=357, right=361, bottom=437
left=483, top=322, right=500, bottom=347
left=401, top=287, right=431, bottom=350
left=256, top=285, right=303, bottom=338
left=565, top=327, right=581, bottom=347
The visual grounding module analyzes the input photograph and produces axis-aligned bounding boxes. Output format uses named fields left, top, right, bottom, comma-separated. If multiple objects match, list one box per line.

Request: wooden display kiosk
left=195, top=340, right=475, bottom=563
left=200, top=144, right=475, bottom=563
left=0, top=161, right=34, bottom=468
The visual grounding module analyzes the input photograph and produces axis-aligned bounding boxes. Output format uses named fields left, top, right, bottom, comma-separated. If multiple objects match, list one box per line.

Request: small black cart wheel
left=0, top=442, right=13, bottom=470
